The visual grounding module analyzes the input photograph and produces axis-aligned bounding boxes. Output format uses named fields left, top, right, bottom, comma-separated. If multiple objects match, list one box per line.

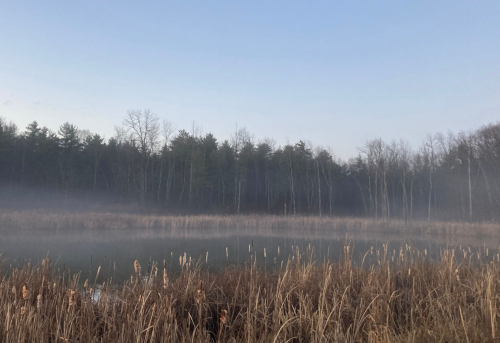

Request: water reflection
left=1, top=227, right=499, bottom=282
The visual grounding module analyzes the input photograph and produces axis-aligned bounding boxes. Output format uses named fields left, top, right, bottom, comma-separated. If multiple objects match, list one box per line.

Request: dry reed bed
left=1, top=246, right=500, bottom=342
left=1, top=210, right=499, bottom=237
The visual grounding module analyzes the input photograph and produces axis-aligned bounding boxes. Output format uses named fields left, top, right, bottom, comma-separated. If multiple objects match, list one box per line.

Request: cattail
left=226, top=247, right=228, bottom=259
left=84, top=279, right=88, bottom=288
left=220, top=309, right=227, bottom=324
left=278, top=246, right=280, bottom=256
left=22, top=284, right=30, bottom=300
left=20, top=306, right=27, bottom=317
left=264, top=248, right=267, bottom=258
left=179, top=255, right=182, bottom=266
left=163, top=268, right=168, bottom=289
left=37, top=294, right=43, bottom=309
left=68, top=289, right=76, bottom=308
left=183, top=253, right=187, bottom=266
left=138, top=294, right=143, bottom=302
left=206, top=251, right=208, bottom=264
left=94, top=266, right=101, bottom=285
left=134, top=260, right=141, bottom=275
left=11, top=285, right=16, bottom=295
left=196, top=281, right=204, bottom=304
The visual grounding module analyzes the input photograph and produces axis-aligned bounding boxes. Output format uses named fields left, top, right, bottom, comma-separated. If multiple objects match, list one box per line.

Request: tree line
left=1, top=110, right=499, bottom=222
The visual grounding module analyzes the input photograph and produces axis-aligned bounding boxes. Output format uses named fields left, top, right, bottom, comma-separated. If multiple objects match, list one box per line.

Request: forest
left=0, top=110, right=499, bottom=222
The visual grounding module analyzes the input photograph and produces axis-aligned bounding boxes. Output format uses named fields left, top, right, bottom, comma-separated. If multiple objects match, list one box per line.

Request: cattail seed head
left=196, top=281, right=204, bottom=304
left=20, top=306, right=27, bottom=317
left=68, top=289, right=76, bottom=308
left=84, top=279, right=88, bottom=288
left=196, top=290, right=205, bottom=304
left=22, top=284, right=30, bottom=300
left=163, top=268, right=168, bottom=289
left=37, top=294, right=43, bottom=309
left=134, top=260, right=141, bottom=275
left=220, top=309, right=227, bottom=324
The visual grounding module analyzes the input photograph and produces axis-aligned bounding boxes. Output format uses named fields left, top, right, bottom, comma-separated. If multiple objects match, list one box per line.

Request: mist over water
left=1, top=227, right=498, bottom=283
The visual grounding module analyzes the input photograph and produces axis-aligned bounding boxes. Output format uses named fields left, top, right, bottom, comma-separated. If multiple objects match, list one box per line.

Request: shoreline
left=2, top=210, right=500, bottom=238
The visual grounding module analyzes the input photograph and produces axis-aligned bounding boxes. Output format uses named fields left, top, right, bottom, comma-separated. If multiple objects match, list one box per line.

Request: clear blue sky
left=1, top=1, right=499, bottom=159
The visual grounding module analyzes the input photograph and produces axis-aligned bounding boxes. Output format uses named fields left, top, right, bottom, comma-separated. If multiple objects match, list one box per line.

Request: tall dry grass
left=1, top=245, right=500, bottom=342
left=1, top=209, right=500, bottom=238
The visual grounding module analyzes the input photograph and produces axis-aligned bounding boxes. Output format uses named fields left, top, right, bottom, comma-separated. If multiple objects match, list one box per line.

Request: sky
left=1, top=1, right=499, bottom=160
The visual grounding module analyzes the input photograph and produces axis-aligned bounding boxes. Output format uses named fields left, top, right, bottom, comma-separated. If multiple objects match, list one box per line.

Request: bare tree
left=230, top=125, right=253, bottom=214
left=157, top=120, right=176, bottom=203
left=458, top=131, right=474, bottom=221
left=123, top=109, right=160, bottom=203
left=422, top=134, right=437, bottom=222
left=396, top=139, right=412, bottom=225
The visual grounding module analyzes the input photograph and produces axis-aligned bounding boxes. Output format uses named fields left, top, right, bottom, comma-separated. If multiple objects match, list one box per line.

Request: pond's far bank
left=1, top=209, right=499, bottom=238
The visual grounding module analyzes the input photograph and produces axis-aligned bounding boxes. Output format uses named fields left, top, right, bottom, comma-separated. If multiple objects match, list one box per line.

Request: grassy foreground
left=1, top=246, right=500, bottom=342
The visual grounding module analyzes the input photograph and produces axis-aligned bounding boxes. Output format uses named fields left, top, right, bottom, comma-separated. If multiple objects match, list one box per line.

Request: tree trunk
left=468, top=143, right=473, bottom=221
left=428, top=168, right=432, bottom=222
left=353, top=176, right=368, bottom=216
left=317, top=161, right=321, bottom=217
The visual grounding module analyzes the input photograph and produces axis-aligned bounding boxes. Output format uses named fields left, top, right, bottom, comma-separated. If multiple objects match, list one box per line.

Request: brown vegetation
left=1, top=210, right=500, bottom=238
left=1, top=245, right=500, bottom=342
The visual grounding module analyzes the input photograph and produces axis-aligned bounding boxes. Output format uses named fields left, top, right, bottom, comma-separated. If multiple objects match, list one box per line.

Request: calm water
left=1, top=227, right=499, bottom=282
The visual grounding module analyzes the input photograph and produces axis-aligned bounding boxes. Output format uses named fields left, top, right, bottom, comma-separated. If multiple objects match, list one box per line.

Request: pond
left=1, top=227, right=498, bottom=283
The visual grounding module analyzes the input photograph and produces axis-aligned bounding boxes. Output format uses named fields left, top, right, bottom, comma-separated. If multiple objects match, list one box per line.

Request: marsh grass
left=1, top=245, right=500, bottom=342
left=2, top=210, right=500, bottom=238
